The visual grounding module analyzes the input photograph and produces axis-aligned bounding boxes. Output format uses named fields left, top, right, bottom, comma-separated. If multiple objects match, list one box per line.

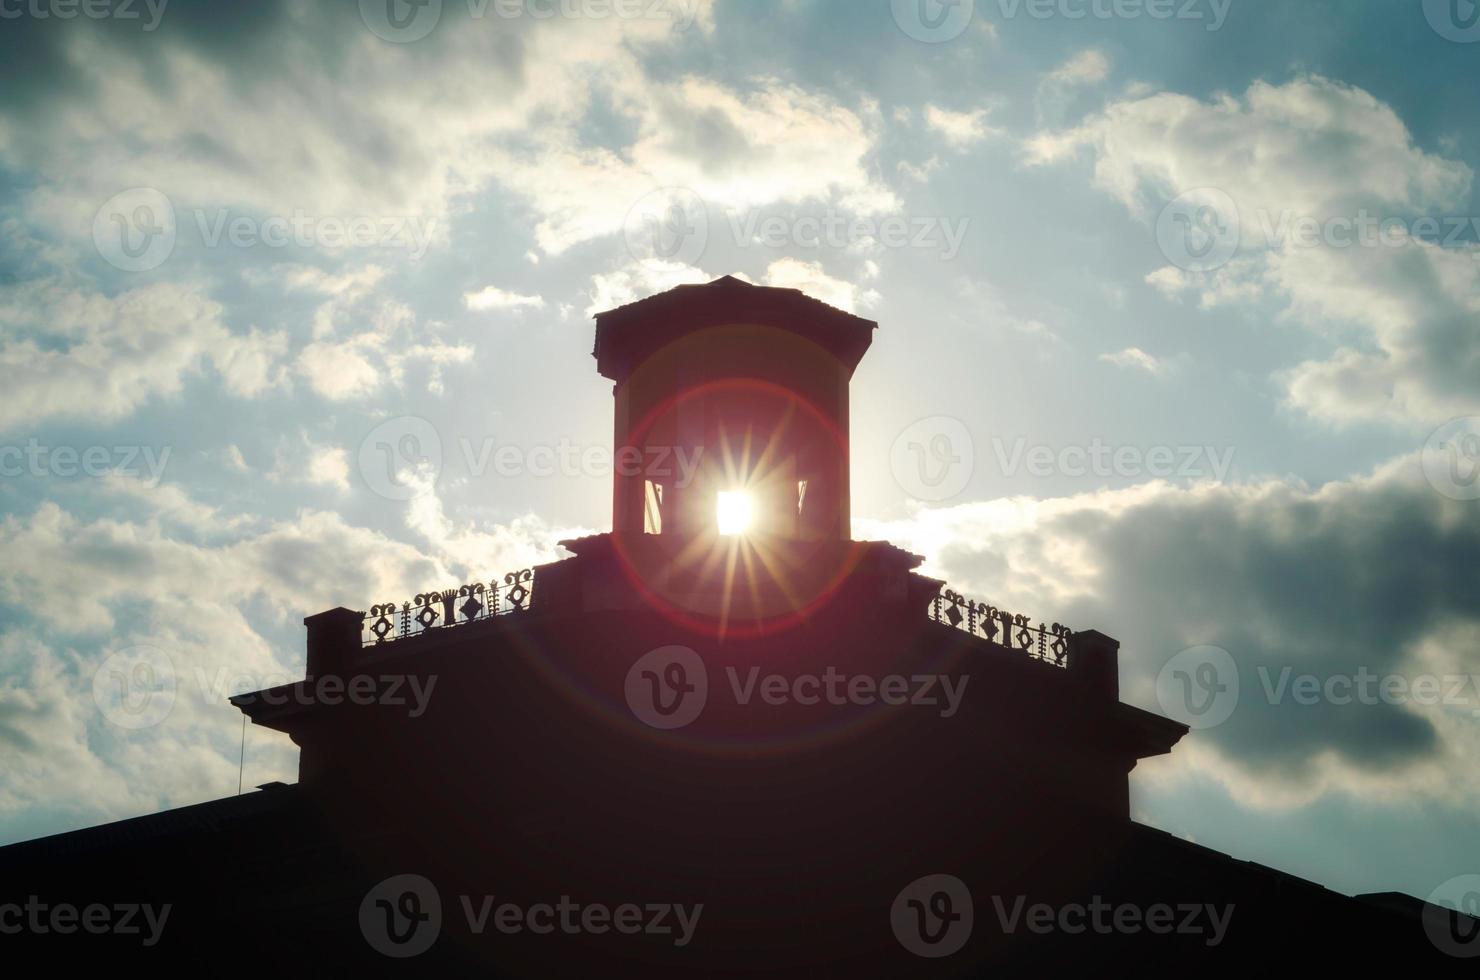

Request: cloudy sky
left=1, top=0, right=1478, bottom=901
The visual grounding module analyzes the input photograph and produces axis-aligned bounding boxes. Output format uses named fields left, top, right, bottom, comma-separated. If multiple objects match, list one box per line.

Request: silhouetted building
left=1, top=277, right=1474, bottom=973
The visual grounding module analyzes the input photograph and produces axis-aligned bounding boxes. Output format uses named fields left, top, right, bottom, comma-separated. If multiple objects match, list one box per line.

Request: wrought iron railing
left=359, top=572, right=1066, bottom=664
left=929, top=589, right=1071, bottom=667
left=362, top=570, right=535, bottom=646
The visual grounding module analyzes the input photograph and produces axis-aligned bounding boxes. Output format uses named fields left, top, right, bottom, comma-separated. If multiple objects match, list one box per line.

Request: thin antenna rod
left=237, top=714, right=247, bottom=796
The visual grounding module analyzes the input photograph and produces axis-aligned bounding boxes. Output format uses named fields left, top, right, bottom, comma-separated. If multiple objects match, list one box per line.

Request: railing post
left=305, top=607, right=364, bottom=678
left=1067, top=629, right=1119, bottom=698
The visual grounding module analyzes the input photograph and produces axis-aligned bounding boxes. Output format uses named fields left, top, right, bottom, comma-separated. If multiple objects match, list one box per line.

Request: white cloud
left=289, top=266, right=473, bottom=400
left=897, top=156, right=943, bottom=184
left=1046, top=50, right=1111, bottom=86
left=464, top=285, right=546, bottom=312
left=306, top=447, right=351, bottom=492
left=861, top=455, right=1480, bottom=808
left=401, top=469, right=590, bottom=580
left=923, top=105, right=1002, bottom=148
left=224, top=445, right=250, bottom=474
left=0, top=470, right=584, bottom=836
left=1035, top=50, right=1112, bottom=128
left=0, top=280, right=288, bottom=431
left=584, top=258, right=715, bottom=316
left=1099, top=347, right=1174, bottom=376
left=955, top=277, right=1061, bottom=345
left=1029, top=75, right=1478, bottom=425
left=1027, top=75, right=1469, bottom=216
left=0, top=4, right=730, bottom=282
left=266, top=434, right=353, bottom=493
left=763, top=258, right=876, bottom=314
left=582, top=256, right=875, bottom=324
left=498, top=74, right=898, bottom=256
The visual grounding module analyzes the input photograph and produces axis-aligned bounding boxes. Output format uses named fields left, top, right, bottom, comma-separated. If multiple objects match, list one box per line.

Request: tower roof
left=591, top=275, right=878, bottom=382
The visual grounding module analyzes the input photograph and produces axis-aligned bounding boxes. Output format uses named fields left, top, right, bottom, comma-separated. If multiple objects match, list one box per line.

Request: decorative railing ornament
left=362, top=569, right=536, bottom=646
left=929, top=588, right=1071, bottom=667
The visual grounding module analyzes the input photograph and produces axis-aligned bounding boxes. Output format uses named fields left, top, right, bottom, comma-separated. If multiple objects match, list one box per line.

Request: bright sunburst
left=716, top=490, right=755, bottom=537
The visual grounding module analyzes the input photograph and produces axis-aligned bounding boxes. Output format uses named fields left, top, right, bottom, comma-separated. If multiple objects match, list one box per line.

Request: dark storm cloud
left=0, top=0, right=293, bottom=115
left=925, top=464, right=1480, bottom=790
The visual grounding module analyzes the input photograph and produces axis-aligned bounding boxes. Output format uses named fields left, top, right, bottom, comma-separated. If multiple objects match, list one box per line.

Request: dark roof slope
left=0, top=782, right=300, bottom=867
